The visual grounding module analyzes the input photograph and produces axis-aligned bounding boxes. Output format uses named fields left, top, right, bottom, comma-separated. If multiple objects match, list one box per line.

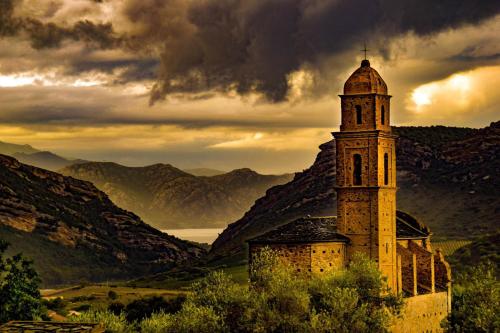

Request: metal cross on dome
left=360, top=43, right=369, bottom=60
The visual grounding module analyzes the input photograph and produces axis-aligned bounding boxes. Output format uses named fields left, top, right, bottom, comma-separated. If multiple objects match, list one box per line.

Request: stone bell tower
left=333, top=59, right=398, bottom=291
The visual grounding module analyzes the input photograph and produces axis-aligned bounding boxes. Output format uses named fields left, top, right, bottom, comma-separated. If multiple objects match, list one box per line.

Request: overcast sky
left=0, top=0, right=499, bottom=173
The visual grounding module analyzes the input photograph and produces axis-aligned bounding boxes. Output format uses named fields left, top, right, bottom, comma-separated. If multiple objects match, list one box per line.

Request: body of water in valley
left=163, top=228, right=225, bottom=244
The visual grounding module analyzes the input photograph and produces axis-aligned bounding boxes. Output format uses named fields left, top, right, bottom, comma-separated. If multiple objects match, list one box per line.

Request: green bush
left=68, top=310, right=133, bottom=333
left=123, top=295, right=186, bottom=322
left=73, top=304, right=91, bottom=312
left=42, top=297, right=67, bottom=316
left=108, top=302, right=125, bottom=316
left=108, top=290, right=118, bottom=300
left=0, top=240, right=43, bottom=323
left=445, top=262, right=500, bottom=332
left=140, top=304, right=224, bottom=333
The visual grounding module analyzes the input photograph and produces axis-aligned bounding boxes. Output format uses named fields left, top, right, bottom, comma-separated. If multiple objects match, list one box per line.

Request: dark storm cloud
left=120, top=0, right=500, bottom=104
left=0, top=0, right=122, bottom=49
left=2, top=0, right=500, bottom=103
left=68, top=58, right=159, bottom=82
left=448, top=46, right=500, bottom=63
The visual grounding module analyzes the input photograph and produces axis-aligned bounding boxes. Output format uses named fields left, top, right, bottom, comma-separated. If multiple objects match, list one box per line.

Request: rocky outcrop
left=210, top=123, right=500, bottom=261
left=0, top=154, right=205, bottom=286
left=61, top=163, right=293, bottom=229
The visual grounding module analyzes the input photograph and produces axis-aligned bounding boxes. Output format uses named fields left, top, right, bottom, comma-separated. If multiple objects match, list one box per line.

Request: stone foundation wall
left=392, top=292, right=450, bottom=333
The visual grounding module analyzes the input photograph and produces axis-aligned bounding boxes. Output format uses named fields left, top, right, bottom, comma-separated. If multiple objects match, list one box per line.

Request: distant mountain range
left=209, top=122, right=500, bottom=262
left=0, top=154, right=205, bottom=286
left=184, top=168, right=227, bottom=177
left=61, top=163, right=293, bottom=229
left=0, top=141, right=86, bottom=171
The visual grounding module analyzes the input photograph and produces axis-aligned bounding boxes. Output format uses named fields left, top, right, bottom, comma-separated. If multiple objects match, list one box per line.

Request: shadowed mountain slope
left=209, top=122, right=500, bottom=262
left=61, top=163, right=293, bottom=229
left=0, top=154, right=205, bottom=286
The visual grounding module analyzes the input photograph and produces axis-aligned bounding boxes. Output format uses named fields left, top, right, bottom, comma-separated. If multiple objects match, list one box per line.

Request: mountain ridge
left=61, top=162, right=294, bottom=229
left=0, top=154, right=205, bottom=286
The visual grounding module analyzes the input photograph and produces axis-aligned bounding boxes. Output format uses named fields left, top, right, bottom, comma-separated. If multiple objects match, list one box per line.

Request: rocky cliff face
left=0, top=154, right=205, bottom=286
left=210, top=122, right=500, bottom=261
left=61, top=163, right=293, bottom=229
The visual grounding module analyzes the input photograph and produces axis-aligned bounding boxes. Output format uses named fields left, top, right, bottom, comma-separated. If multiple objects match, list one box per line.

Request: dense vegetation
left=445, top=262, right=499, bottom=332
left=0, top=240, right=43, bottom=323
left=71, top=250, right=403, bottom=332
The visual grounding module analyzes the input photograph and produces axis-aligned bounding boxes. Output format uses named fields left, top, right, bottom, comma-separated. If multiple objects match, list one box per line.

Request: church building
left=248, top=59, right=451, bottom=333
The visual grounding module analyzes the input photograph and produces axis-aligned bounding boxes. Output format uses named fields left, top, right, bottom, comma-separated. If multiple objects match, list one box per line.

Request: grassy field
left=41, top=285, right=185, bottom=313
left=39, top=265, right=249, bottom=315
left=433, top=240, right=472, bottom=256
left=126, top=264, right=249, bottom=290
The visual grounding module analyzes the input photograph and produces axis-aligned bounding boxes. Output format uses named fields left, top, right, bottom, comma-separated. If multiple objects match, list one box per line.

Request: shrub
left=108, top=302, right=125, bottom=316
left=68, top=310, right=133, bottom=333
left=42, top=297, right=68, bottom=316
left=140, top=304, right=224, bottom=333
left=108, top=290, right=118, bottom=300
left=445, top=262, right=500, bottom=332
left=124, top=295, right=186, bottom=322
left=73, top=304, right=91, bottom=312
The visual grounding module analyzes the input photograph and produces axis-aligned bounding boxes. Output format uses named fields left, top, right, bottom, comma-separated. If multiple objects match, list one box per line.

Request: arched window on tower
left=384, top=153, right=389, bottom=185
left=355, top=105, right=362, bottom=125
left=353, top=154, right=362, bottom=185
left=381, top=105, right=385, bottom=125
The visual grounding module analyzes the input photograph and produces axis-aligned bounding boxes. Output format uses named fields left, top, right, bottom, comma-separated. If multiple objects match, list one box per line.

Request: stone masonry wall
left=392, top=292, right=450, bottom=333
left=249, top=243, right=312, bottom=272
left=310, top=242, right=346, bottom=273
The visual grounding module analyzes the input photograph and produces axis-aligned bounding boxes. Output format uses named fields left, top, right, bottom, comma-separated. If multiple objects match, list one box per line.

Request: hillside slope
left=0, top=140, right=85, bottom=171
left=13, top=151, right=87, bottom=171
left=210, top=122, right=500, bottom=261
left=0, top=141, right=39, bottom=155
left=184, top=168, right=226, bottom=176
left=0, top=155, right=205, bottom=286
left=61, top=163, right=293, bottom=229
left=448, top=231, right=500, bottom=274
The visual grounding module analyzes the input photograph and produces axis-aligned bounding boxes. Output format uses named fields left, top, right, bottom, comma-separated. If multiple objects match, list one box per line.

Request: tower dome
left=343, top=59, right=387, bottom=95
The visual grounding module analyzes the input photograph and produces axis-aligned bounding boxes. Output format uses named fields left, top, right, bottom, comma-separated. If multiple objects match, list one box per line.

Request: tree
left=0, top=240, right=43, bottom=323
left=445, top=262, right=500, bottom=332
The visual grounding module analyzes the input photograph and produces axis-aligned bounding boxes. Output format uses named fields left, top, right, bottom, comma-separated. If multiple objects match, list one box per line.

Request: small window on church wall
left=353, top=154, right=362, bottom=185
left=381, top=105, right=385, bottom=125
left=355, top=105, right=362, bottom=124
left=384, top=153, right=389, bottom=185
